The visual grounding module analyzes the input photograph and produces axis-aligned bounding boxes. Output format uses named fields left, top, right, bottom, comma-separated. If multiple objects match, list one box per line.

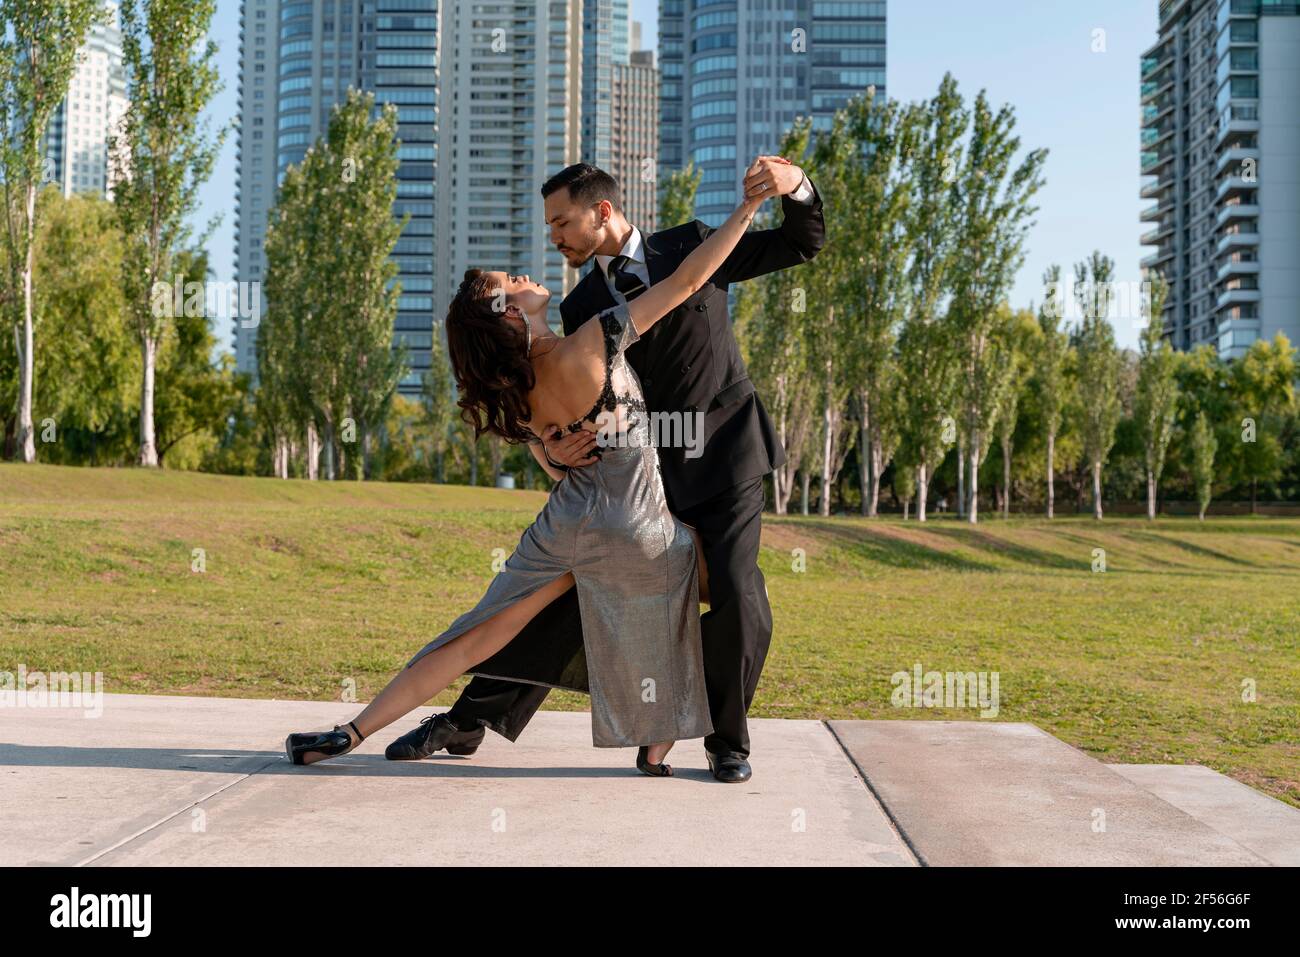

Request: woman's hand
left=741, top=155, right=794, bottom=208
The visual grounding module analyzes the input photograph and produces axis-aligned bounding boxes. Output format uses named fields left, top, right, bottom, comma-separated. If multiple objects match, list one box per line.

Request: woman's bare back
left=520, top=307, right=646, bottom=442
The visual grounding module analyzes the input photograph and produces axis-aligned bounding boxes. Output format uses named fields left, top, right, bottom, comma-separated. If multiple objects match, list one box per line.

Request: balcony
left=1216, top=202, right=1259, bottom=228
left=1141, top=200, right=1173, bottom=222
left=1140, top=77, right=1175, bottom=104
left=1216, top=256, right=1260, bottom=283
left=1141, top=173, right=1174, bottom=199
left=1141, top=245, right=1175, bottom=269
left=1216, top=230, right=1259, bottom=256
left=1216, top=146, right=1260, bottom=176
left=1217, top=287, right=1262, bottom=310
left=1141, top=147, right=1175, bottom=174
left=1216, top=176, right=1254, bottom=202
left=1141, top=222, right=1174, bottom=246
left=1142, top=98, right=1175, bottom=126
left=1218, top=317, right=1262, bottom=360
left=1141, top=123, right=1175, bottom=148
left=1216, top=117, right=1261, bottom=148
left=1158, top=0, right=1189, bottom=25
left=1141, top=47, right=1173, bottom=79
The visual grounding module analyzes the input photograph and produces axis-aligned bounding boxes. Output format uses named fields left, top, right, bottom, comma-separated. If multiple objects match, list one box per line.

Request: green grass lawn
left=2, top=462, right=1297, bottom=806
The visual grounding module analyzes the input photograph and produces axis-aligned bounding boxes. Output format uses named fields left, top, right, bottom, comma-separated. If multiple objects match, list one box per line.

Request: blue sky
left=197, top=0, right=1157, bottom=353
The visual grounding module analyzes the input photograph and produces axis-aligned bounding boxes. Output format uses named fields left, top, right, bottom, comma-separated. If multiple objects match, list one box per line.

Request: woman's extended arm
left=625, top=189, right=769, bottom=338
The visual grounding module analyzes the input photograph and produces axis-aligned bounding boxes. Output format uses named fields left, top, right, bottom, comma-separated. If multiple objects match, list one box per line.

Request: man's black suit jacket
left=558, top=185, right=826, bottom=512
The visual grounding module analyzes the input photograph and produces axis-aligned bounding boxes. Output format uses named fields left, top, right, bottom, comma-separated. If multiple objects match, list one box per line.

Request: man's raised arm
left=707, top=155, right=826, bottom=286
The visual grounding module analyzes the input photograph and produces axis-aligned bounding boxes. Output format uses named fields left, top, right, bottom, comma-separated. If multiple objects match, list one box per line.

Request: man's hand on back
left=541, top=424, right=600, bottom=469
left=742, top=155, right=806, bottom=199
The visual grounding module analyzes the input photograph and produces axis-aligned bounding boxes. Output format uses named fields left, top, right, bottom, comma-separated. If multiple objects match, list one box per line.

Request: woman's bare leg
left=300, top=573, right=576, bottom=761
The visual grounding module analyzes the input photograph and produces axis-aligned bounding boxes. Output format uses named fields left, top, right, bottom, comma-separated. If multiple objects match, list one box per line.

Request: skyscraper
left=235, top=0, right=591, bottom=385
left=42, top=0, right=129, bottom=199
left=610, top=24, right=660, bottom=232
left=234, top=0, right=441, bottom=395
left=231, top=0, right=278, bottom=381
left=433, top=0, right=584, bottom=331
left=1140, top=0, right=1300, bottom=358
left=582, top=0, right=631, bottom=172
left=661, top=0, right=886, bottom=226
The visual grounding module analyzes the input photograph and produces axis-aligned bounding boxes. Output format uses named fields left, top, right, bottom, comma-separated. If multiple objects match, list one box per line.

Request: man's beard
left=559, top=236, right=598, bottom=267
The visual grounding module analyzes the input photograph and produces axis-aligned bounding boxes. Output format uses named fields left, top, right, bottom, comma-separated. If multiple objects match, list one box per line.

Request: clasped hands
left=741, top=154, right=805, bottom=206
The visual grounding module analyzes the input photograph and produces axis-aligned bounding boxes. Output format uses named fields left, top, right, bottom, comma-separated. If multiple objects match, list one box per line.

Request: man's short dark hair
left=541, top=163, right=622, bottom=212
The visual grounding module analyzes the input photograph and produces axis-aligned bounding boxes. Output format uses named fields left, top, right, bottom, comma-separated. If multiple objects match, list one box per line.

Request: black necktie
left=609, top=255, right=647, bottom=301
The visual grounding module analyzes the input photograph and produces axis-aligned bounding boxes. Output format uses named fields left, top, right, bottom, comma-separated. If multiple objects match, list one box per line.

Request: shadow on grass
left=801, top=522, right=999, bottom=572
left=1121, top=530, right=1260, bottom=568
left=922, top=525, right=1080, bottom=570
left=1046, top=529, right=1185, bottom=567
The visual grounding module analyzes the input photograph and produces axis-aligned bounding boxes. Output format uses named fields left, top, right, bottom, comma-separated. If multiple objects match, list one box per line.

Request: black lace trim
left=525, top=308, right=644, bottom=453
left=562, top=308, right=640, bottom=435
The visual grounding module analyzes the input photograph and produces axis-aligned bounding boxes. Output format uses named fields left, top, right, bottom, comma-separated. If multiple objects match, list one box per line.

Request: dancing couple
left=287, top=155, right=824, bottom=781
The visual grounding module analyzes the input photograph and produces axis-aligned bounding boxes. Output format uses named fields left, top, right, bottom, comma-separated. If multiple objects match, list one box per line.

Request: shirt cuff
left=789, top=172, right=814, bottom=204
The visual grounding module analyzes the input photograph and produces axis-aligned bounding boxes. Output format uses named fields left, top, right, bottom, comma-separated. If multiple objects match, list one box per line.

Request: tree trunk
left=774, top=380, right=789, bottom=515
left=917, top=462, right=928, bottom=522
left=870, top=439, right=883, bottom=517
left=16, top=181, right=37, bottom=462
left=956, top=437, right=966, bottom=519
left=800, top=470, right=810, bottom=515
left=968, top=436, right=979, bottom=524
left=819, top=360, right=833, bottom=517
left=137, top=334, right=159, bottom=467
left=306, top=423, right=320, bottom=481
left=858, top=389, right=871, bottom=517
left=323, top=421, right=337, bottom=481
left=1092, top=459, right=1103, bottom=520
left=1046, top=431, right=1055, bottom=519
left=1146, top=468, right=1156, bottom=520
left=903, top=500, right=910, bottom=521
left=1001, top=433, right=1012, bottom=519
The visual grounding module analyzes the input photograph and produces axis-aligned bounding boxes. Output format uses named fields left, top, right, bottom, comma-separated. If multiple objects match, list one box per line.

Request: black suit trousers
left=447, top=475, right=773, bottom=758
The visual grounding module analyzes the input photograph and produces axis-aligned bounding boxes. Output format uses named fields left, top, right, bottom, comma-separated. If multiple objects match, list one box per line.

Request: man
left=386, top=159, right=824, bottom=782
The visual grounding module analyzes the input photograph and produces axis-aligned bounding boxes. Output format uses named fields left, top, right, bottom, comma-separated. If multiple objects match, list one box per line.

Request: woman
left=285, top=183, right=771, bottom=776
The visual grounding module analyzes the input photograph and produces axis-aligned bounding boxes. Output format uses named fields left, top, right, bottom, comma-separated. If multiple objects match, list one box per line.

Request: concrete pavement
left=3, top=694, right=1296, bottom=866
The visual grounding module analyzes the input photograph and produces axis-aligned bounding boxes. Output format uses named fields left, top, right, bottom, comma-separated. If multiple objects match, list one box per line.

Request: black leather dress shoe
left=706, top=749, right=752, bottom=783
left=385, top=713, right=485, bottom=760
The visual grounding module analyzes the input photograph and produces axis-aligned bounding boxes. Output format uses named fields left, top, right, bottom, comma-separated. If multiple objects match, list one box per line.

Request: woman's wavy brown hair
left=444, top=268, right=536, bottom=444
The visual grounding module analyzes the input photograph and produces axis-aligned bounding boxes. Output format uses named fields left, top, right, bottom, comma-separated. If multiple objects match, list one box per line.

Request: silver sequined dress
left=402, top=301, right=713, bottom=748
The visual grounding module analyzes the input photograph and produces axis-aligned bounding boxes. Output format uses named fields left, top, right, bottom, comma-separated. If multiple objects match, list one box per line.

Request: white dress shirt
left=595, top=172, right=816, bottom=300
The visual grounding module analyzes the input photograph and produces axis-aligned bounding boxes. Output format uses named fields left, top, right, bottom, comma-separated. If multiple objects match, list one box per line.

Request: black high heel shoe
left=636, top=745, right=673, bottom=777
left=286, top=720, right=364, bottom=766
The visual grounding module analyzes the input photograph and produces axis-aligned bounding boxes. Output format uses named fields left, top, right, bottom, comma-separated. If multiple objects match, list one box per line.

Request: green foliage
left=31, top=190, right=136, bottom=463
left=0, top=0, right=105, bottom=459
left=0, top=189, right=241, bottom=467
left=260, top=88, right=406, bottom=480
left=1072, top=252, right=1122, bottom=517
left=657, top=160, right=701, bottom=228
left=1133, top=274, right=1179, bottom=514
left=112, top=0, right=225, bottom=466
left=1190, top=411, right=1217, bottom=519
